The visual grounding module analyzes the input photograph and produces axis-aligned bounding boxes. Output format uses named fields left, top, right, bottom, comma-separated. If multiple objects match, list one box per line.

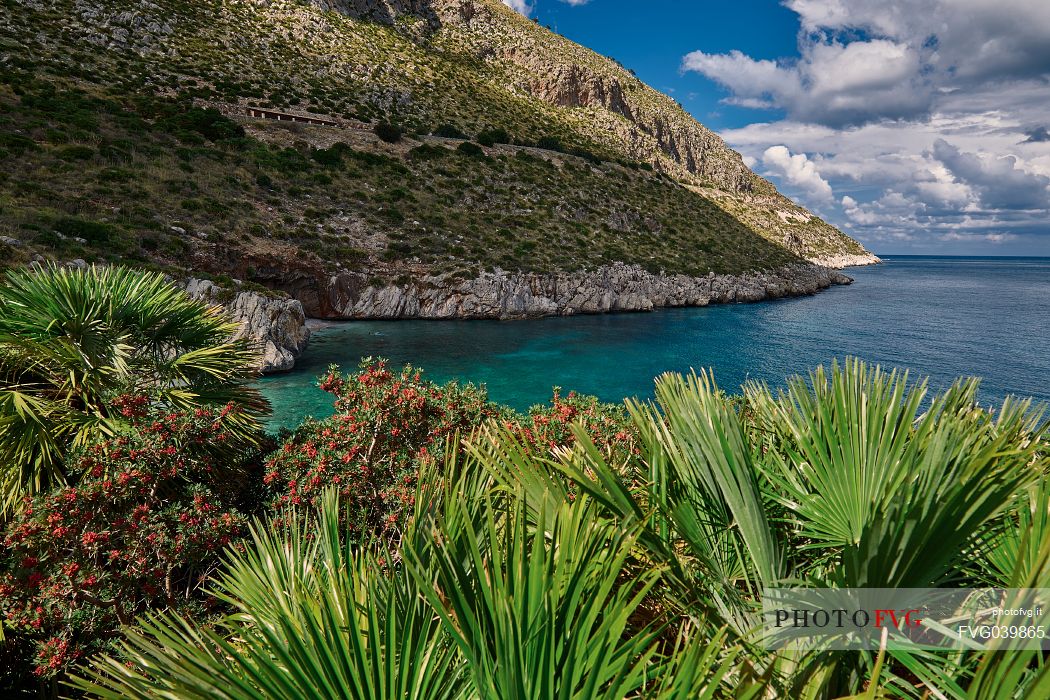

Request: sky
left=501, top=0, right=1050, bottom=256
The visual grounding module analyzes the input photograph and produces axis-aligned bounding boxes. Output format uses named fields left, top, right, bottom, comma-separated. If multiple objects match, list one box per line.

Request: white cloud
left=932, top=139, right=1050, bottom=210
left=681, top=51, right=797, bottom=108
left=501, top=0, right=534, bottom=15
left=761, top=146, right=834, bottom=201
left=502, top=0, right=590, bottom=14
left=805, top=40, right=917, bottom=95
left=939, top=231, right=1017, bottom=244
left=682, top=0, right=1050, bottom=127
left=683, top=40, right=931, bottom=126
left=680, top=1, right=1050, bottom=252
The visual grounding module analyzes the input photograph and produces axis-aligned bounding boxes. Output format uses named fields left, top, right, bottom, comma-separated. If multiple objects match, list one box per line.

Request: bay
left=259, top=256, right=1050, bottom=431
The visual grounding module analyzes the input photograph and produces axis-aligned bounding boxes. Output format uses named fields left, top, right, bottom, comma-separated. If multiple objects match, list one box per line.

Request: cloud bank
left=682, top=0, right=1050, bottom=253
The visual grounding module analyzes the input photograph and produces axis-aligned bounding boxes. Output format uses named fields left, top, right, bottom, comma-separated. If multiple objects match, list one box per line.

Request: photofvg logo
left=761, top=588, right=1050, bottom=651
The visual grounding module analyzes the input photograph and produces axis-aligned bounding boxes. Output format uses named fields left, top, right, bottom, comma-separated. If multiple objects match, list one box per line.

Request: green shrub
left=54, top=217, right=114, bottom=243
left=158, top=107, right=245, bottom=142
left=407, top=144, right=449, bottom=160
left=0, top=132, right=38, bottom=154
left=457, top=141, right=485, bottom=157
left=263, top=360, right=501, bottom=543
left=535, top=135, right=563, bottom=152
left=97, top=142, right=131, bottom=161
left=251, top=145, right=311, bottom=173
left=570, top=147, right=602, bottom=165
left=432, top=123, right=467, bottom=139
left=310, top=146, right=344, bottom=168
left=33, top=230, right=62, bottom=248
left=98, top=167, right=133, bottom=183
left=0, top=404, right=251, bottom=678
left=374, top=122, right=402, bottom=143
left=476, top=128, right=510, bottom=147
left=345, top=148, right=404, bottom=171
left=55, top=144, right=94, bottom=161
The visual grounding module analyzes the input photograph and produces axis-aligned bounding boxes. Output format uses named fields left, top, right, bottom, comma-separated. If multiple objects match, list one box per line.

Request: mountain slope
left=0, top=0, right=875, bottom=311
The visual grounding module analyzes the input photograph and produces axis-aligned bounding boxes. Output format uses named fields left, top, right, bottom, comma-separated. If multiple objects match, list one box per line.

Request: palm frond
left=72, top=490, right=467, bottom=700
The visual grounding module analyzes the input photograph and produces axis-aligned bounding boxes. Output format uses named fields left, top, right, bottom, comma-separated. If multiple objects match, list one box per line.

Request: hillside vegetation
left=0, top=0, right=871, bottom=289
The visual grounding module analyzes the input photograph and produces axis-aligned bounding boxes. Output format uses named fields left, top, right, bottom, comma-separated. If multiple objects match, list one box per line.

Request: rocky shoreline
left=321, top=262, right=855, bottom=320
left=183, top=278, right=311, bottom=373
left=193, top=262, right=856, bottom=372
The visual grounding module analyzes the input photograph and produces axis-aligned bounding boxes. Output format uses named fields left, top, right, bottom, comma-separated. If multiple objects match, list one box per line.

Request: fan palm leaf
left=71, top=490, right=467, bottom=700
left=0, top=263, right=268, bottom=513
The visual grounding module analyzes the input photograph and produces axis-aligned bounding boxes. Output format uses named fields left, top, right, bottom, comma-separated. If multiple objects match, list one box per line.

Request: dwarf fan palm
left=0, top=263, right=266, bottom=514
left=542, top=359, right=1048, bottom=697
left=71, top=490, right=468, bottom=700
left=75, top=447, right=757, bottom=699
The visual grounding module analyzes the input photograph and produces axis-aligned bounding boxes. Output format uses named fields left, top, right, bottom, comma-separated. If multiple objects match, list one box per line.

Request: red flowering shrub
left=265, top=360, right=641, bottom=548
left=0, top=401, right=249, bottom=678
left=516, top=389, right=639, bottom=463
left=265, top=359, right=504, bottom=545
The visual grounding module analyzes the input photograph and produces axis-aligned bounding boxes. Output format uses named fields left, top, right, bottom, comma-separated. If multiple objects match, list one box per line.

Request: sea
left=258, top=256, right=1050, bottom=431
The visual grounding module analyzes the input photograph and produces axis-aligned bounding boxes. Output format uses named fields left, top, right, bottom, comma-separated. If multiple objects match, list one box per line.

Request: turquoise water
left=259, top=256, right=1050, bottom=431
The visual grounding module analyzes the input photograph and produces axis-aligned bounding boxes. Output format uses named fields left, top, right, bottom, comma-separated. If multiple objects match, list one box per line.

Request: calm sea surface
left=259, top=256, right=1050, bottom=431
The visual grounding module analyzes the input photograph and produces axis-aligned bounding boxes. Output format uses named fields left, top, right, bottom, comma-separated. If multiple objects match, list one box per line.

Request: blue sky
left=503, top=1, right=1050, bottom=256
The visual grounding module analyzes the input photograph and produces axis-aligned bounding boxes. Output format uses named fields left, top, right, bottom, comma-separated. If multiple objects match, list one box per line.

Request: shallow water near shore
left=259, top=256, right=1050, bottom=431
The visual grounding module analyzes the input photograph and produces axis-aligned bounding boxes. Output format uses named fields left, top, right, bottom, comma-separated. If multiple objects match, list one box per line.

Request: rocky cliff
left=184, top=279, right=311, bottom=373
left=426, top=0, right=759, bottom=193
left=301, top=0, right=877, bottom=263
left=287, top=262, right=853, bottom=320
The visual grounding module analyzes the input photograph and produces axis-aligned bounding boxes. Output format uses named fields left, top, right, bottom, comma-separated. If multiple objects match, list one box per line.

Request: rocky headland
left=183, top=278, right=311, bottom=373
left=809, top=253, right=882, bottom=268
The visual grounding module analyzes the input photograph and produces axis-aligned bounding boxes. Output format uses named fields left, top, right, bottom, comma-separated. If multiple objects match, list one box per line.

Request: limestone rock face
left=184, top=279, right=310, bottom=373
left=309, top=0, right=438, bottom=25
left=305, top=263, right=852, bottom=320
left=808, top=253, right=882, bottom=268
left=295, top=0, right=875, bottom=262
left=419, top=1, right=755, bottom=192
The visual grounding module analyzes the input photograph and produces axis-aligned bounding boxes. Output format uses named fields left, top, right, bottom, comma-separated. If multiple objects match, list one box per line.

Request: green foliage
left=456, top=141, right=485, bottom=157
left=408, top=143, right=450, bottom=160
left=263, top=359, right=500, bottom=548
left=71, top=491, right=467, bottom=700
left=534, top=135, right=564, bottom=152
left=476, top=128, right=510, bottom=147
left=309, top=144, right=346, bottom=168
left=0, top=403, right=251, bottom=678
left=12, top=358, right=1045, bottom=699
left=553, top=358, right=1050, bottom=698
left=0, top=75, right=800, bottom=278
left=406, top=491, right=664, bottom=699
left=746, top=362, right=1045, bottom=590
left=520, top=389, right=637, bottom=462
left=433, top=123, right=468, bottom=139
left=55, top=145, right=95, bottom=161
left=156, top=107, right=245, bottom=142
left=0, top=264, right=268, bottom=516
left=74, top=471, right=749, bottom=700
left=54, top=216, right=114, bottom=243
left=374, top=122, right=402, bottom=143
left=0, top=133, right=38, bottom=154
